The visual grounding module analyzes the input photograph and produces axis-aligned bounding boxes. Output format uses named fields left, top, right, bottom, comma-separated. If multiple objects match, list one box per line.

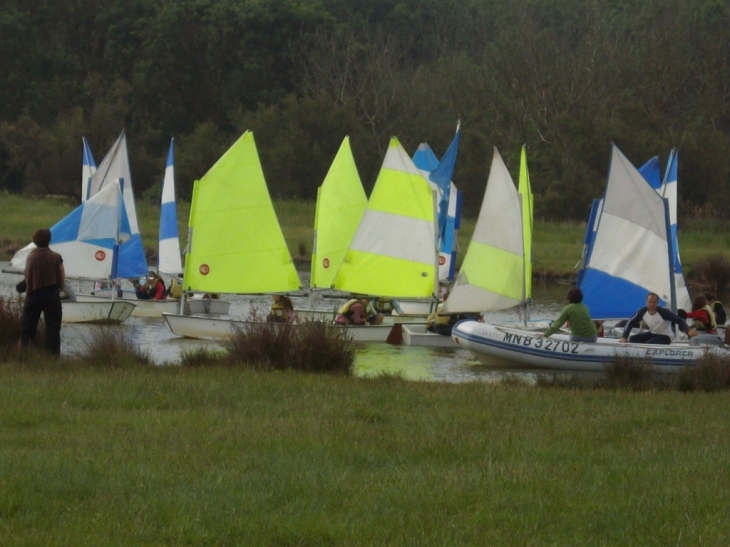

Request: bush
left=0, top=296, right=46, bottom=358
left=604, top=356, right=655, bottom=391
left=78, top=327, right=152, bottom=367
left=676, top=352, right=730, bottom=392
left=221, top=314, right=355, bottom=374
left=689, top=253, right=730, bottom=296
left=179, top=346, right=227, bottom=367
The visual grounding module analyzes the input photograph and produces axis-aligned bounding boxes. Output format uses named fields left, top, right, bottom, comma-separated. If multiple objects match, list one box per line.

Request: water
left=1, top=262, right=571, bottom=383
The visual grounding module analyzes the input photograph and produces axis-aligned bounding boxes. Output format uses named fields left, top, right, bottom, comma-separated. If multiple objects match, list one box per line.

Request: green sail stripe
left=334, top=249, right=436, bottom=298
left=183, top=131, right=300, bottom=294
left=459, top=241, right=524, bottom=300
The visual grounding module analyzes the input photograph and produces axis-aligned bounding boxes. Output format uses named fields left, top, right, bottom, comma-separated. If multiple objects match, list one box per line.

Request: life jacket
left=337, top=299, right=360, bottom=319
left=168, top=277, right=184, bottom=299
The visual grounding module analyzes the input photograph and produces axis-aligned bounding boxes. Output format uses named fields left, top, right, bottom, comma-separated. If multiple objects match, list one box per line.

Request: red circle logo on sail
left=439, top=256, right=446, bottom=266
left=94, top=251, right=106, bottom=261
left=323, top=258, right=330, bottom=269
left=199, top=264, right=210, bottom=275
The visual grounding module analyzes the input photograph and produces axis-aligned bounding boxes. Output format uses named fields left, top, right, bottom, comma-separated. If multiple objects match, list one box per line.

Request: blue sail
left=578, top=145, right=674, bottom=319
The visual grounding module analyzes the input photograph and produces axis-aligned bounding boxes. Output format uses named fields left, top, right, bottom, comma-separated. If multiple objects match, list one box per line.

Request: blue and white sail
left=579, top=144, right=674, bottom=319
left=9, top=181, right=131, bottom=280
left=412, top=124, right=463, bottom=282
left=158, top=139, right=182, bottom=275
left=638, top=156, right=661, bottom=190
left=81, top=137, right=97, bottom=202
left=86, top=130, right=147, bottom=278
left=659, top=149, right=691, bottom=310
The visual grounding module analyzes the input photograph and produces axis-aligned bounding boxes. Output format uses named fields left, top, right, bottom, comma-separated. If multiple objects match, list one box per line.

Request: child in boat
left=267, top=295, right=296, bottom=324
left=335, top=298, right=383, bottom=325
left=682, top=295, right=717, bottom=334
left=133, top=271, right=167, bottom=300
left=543, top=287, right=598, bottom=343
left=619, top=292, right=696, bottom=344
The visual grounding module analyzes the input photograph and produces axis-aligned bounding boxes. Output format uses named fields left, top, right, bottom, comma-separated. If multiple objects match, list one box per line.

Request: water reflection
left=1, top=261, right=575, bottom=383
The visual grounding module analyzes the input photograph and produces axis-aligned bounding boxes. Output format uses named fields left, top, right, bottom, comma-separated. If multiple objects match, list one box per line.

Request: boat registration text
left=503, top=332, right=579, bottom=354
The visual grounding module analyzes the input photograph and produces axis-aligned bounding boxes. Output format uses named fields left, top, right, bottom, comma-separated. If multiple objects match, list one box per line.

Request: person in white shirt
left=619, top=292, right=696, bottom=344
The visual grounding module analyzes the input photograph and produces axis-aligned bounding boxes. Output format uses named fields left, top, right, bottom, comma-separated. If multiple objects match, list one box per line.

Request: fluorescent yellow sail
left=333, top=137, right=437, bottom=298
left=310, top=137, right=368, bottom=289
left=443, top=148, right=523, bottom=313
left=518, top=144, right=533, bottom=299
left=183, top=131, right=301, bottom=294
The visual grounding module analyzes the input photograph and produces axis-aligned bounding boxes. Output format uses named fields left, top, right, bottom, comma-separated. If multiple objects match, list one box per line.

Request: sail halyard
left=181, top=131, right=301, bottom=295
left=309, top=137, right=367, bottom=290
left=332, top=137, right=438, bottom=299
left=442, top=148, right=524, bottom=314
left=579, top=144, right=673, bottom=319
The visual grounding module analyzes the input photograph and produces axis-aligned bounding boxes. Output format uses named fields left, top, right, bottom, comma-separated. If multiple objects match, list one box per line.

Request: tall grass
left=77, top=327, right=151, bottom=367
left=221, top=313, right=355, bottom=373
left=0, top=297, right=24, bottom=354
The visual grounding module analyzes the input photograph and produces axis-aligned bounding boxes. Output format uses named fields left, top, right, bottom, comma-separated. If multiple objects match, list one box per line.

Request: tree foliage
left=0, top=0, right=729, bottom=220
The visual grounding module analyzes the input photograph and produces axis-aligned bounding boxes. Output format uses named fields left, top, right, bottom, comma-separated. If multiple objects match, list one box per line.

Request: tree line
left=0, top=0, right=728, bottom=220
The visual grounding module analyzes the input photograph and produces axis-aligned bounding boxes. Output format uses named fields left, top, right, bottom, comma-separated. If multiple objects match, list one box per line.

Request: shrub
left=0, top=296, right=46, bottom=358
left=78, top=327, right=152, bottom=367
left=677, top=352, right=730, bottom=392
left=221, top=313, right=355, bottom=374
left=604, top=356, right=655, bottom=391
left=689, top=253, right=730, bottom=296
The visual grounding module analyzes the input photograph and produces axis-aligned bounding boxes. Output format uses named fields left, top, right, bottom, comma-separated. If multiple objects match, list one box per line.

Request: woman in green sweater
left=543, top=287, right=598, bottom=343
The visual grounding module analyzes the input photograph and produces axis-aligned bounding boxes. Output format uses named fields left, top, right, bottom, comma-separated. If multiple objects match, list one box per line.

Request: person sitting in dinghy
left=426, top=295, right=457, bottom=336
left=267, top=295, right=296, bottom=324
left=335, top=297, right=383, bottom=326
left=132, top=271, right=167, bottom=300
left=619, top=292, right=696, bottom=345
left=543, top=287, right=598, bottom=343
left=679, top=295, right=717, bottom=334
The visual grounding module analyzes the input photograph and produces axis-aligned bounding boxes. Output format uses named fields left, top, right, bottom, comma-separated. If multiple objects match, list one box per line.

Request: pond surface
left=1, top=262, right=576, bottom=382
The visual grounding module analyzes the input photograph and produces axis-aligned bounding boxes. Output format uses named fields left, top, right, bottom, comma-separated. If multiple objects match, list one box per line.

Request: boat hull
left=62, top=301, right=136, bottom=324
left=162, top=313, right=399, bottom=342
left=402, top=324, right=454, bottom=347
left=452, top=321, right=729, bottom=372
left=80, top=293, right=230, bottom=318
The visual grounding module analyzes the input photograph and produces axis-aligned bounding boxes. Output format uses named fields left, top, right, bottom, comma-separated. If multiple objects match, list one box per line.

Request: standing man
left=20, top=228, right=65, bottom=355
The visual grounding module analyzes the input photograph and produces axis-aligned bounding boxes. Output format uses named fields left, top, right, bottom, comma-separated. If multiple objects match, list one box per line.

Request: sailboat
left=451, top=144, right=726, bottom=371
left=403, top=146, right=536, bottom=347
left=296, top=136, right=368, bottom=322
left=577, top=150, right=692, bottom=318
left=81, top=137, right=97, bottom=202
left=7, top=181, right=137, bottom=323
left=162, top=131, right=301, bottom=340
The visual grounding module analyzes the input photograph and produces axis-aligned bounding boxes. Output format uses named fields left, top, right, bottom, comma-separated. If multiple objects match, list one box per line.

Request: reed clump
left=78, top=327, right=152, bottom=367
left=221, top=313, right=355, bottom=374
left=0, top=297, right=23, bottom=354
left=603, top=356, right=655, bottom=391
left=677, top=352, right=730, bottom=392
left=178, top=346, right=227, bottom=367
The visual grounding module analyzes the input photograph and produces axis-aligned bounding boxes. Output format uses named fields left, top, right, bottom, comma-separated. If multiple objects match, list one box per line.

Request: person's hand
left=619, top=338, right=628, bottom=343
left=688, top=329, right=697, bottom=337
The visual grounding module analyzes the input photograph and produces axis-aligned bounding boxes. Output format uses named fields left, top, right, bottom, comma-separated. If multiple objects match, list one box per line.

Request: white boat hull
left=452, top=321, right=729, bottom=372
left=79, top=293, right=230, bottom=318
left=163, top=313, right=400, bottom=343
left=62, top=301, right=136, bottom=324
left=397, top=300, right=436, bottom=316
left=402, top=324, right=454, bottom=347
left=296, top=309, right=426, bottom=326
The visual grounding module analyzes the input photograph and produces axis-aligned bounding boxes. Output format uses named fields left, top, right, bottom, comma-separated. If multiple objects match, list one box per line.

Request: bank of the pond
left=3, top=194, right=730, bottom=277
left=1, top=364, right=729, bottom=545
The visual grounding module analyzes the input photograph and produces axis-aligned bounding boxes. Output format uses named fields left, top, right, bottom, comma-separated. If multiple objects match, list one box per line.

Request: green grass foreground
left=1, top=364, right=730, bottom=545
left=3, top=192, right=730, bottom=276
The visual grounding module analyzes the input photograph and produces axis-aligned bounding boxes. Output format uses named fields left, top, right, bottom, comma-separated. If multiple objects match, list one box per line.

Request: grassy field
left=2, top=192, right=730, bottom=277
left=0, top=363, right=728, bottom=545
